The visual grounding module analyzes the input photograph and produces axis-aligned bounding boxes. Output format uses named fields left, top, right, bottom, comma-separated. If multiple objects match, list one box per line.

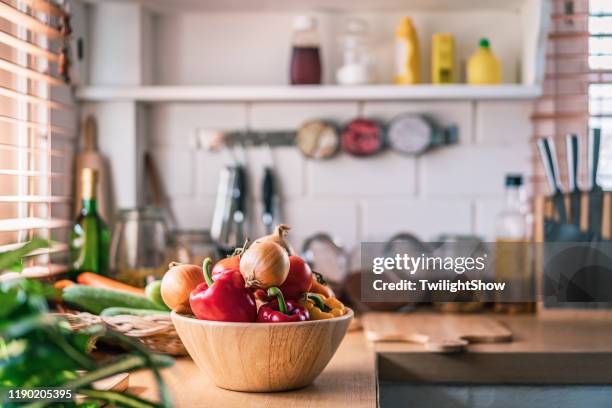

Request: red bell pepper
left=257, top=287, right=309, bottom=323
left=189, top=258, right=257, bottom=322
left=254, top=256, right=313, bottom=302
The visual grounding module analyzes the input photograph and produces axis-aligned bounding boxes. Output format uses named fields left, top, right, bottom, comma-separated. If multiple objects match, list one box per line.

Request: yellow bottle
left=467, top=38, right=502, bottom=84
left=394, top=17, right=420, bottom=84
left=431, top=33, right=455, bottom=84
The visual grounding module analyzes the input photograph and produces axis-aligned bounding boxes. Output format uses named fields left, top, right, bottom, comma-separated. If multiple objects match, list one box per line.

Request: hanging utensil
left=340, top=118, right=385, bottom=157
left=537, top=137, right=567, bottom=224
left=296, top=120, right=340, bottom=159
left=387, top=114, right=458, bottom=156
left=231, top=164, right=248, bottom=246
left=210, top=166, right=237, bottom=251
left=566, top=133, right=581, bottom=226
left=262, top=167, right=277, bottom=235
left=588, top=128, right=603, bottom=236
left=261, top=142, right=279, bottom=235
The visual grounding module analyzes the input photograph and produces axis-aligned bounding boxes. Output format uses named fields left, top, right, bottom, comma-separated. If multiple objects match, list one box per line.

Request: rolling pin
left=74, top=115, right=113, bottom=224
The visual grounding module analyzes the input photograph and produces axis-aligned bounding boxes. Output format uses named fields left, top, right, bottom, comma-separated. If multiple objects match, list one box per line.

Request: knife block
left=534, top=193, right=612, bottom=317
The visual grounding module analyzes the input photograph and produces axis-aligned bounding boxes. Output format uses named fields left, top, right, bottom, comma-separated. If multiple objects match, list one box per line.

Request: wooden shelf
left=120, top=0, right=531, bottom=13
left=75, top=84, right=542, bottom=103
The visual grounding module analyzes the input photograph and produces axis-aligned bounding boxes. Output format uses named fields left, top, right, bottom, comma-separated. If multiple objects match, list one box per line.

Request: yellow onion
left=161, top=262, right=204, bottom=314
left=256, top=224, right=295, bottom=255
left=239, top=240, right=289, bottom=289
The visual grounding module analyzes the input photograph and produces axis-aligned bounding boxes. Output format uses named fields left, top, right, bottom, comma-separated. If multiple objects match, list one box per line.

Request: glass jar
left=290, top=15, right=322, bottom=85
left=169, top=230, right=219, bottom=266
left=109, top=207, right=169, bottom=287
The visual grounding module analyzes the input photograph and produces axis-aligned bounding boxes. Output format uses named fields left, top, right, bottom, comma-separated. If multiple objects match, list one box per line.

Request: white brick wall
left=149, top=100, right=533, bottom=253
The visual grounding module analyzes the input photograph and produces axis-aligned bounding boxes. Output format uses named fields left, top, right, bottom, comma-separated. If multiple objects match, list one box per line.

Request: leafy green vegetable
left=0, top=240, right=174, bottom=407
left=0, top=237, right=48, bottom=271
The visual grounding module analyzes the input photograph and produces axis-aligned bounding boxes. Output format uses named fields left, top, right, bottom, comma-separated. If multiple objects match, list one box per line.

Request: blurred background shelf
left=75, top=84, right=542, bottom=102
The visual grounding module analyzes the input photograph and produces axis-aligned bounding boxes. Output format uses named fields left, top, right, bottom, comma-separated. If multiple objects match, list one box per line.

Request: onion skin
left=239, top=241, right=289, bottom=289
left=256, top=224, right=295, bottom=255
left=161, top=262, right=204, bottom=314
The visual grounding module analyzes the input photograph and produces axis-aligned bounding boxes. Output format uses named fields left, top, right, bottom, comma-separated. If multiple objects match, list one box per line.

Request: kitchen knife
left=231, top=165, right=248, bottom=246
left=588, top=128, right=603, bottom=236
left=566, top=134, right=581, bottom=226
left=262, top=167, right=276, bottom=234
left=211, top=166, right=237, bottom=250
left=537, top=137, right=567, bottom=224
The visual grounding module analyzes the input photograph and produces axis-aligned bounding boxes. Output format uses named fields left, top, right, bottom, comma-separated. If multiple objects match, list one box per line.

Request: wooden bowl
left=171, top=309, right=354, bottom=392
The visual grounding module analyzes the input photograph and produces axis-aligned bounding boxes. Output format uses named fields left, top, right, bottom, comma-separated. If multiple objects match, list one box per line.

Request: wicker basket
left=55, top=312, right=187, bottom=356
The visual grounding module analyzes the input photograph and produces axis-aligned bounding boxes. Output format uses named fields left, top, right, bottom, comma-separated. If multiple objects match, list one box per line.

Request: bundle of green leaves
left=0, top=238, right=174, bottom=407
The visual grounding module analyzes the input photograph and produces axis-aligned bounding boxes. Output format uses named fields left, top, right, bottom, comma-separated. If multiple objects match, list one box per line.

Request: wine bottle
left=69, top=168, right=110, bottom=278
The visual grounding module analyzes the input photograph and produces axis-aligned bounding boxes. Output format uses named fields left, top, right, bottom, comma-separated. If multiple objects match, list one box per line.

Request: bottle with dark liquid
left=290, top=16, right=321, bottom=85
left=494, top=174, right=535, bottom=314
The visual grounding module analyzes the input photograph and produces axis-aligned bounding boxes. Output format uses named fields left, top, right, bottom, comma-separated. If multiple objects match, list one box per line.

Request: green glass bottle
left=69, top=168, right=110, bottom=278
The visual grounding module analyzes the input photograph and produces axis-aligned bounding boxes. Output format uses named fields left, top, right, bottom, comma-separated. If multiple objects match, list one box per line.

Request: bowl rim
left=171, top=307, right=354, bottom=327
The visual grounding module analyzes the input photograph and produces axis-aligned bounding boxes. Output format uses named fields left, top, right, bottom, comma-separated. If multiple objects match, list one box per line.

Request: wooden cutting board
left=363, top=313, right=512, bottom=353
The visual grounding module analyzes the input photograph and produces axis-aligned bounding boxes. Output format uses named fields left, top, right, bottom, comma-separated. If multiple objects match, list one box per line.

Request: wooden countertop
left=129, top=314, right=612, bottom=407
left=129, top=328, right=377, bottom=408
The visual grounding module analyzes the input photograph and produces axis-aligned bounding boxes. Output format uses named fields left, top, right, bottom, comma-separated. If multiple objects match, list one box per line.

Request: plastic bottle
left=336, top=18, right=373, bottom=85
left=431, top=33, right=455, bottom=84
left=394, top=17, right=420, bottom=85
left=290, top=16, right=322, bottom=85
left=467, top=38, right=502, bottom=84
left=494, top=175, right=534, bottom=314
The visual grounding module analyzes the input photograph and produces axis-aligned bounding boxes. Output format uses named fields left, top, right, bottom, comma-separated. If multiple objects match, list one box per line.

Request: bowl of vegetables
left=161, top=225, right=353, bottom=392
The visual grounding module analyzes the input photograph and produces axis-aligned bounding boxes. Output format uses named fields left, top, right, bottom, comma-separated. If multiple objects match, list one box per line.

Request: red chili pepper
left=189, top=258, right=257, bottom=323
left=257, top=287, right=309, bottom=323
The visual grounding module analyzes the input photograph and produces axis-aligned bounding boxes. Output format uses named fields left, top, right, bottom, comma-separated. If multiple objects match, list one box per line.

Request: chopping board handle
left=366, top=331, right=469, bottom=353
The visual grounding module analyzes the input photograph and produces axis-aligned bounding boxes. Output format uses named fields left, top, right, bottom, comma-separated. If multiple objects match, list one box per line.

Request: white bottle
left=336, top=19, right=374, bottom=85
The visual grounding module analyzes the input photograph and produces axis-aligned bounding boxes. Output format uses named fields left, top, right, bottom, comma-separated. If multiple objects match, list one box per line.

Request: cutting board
left=76, top=373, right=129, bottom=404
left=363, top=313, right=512, bottom=353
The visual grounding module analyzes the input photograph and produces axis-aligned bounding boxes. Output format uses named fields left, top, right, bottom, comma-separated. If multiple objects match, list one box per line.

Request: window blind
left=589, top=0, right=612, bottom=187
left=532, top=0, right=612, bottom=193
left=0, top=0, right=73, bottom=279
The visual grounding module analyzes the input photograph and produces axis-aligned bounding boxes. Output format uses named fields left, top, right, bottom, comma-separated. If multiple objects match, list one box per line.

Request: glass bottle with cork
left=494, top=174, right=535, bottom=313
left=69, top=167, right=110, bottom=279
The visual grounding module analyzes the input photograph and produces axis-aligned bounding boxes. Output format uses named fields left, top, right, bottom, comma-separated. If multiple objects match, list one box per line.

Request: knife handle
left=566, top=134, right=579, bottom=192
left=537, top=138, right=562, bottom=194
left=262, top=167, right=274, bottom=223
left=588, top=128, right=602, bottom=190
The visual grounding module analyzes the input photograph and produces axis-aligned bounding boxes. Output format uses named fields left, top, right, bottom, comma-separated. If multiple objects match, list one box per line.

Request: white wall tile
left=250, top=102, right=359, bottom=129
left=307, top=152, right=416, bottom=197
left=244, top=147, right=304, bottom=199
left=170, top=198, right=217, bottom=230
left=150, top=148, right=194, bottom=197
left=362, top=199, right=472, bottom=242
left=281, top=199, right=359, bottom=250
left=150, top=103, right=247, bottom=147
left=476, top=101, right=533, bottom=144
left=420, top=145, right=531, bottom=197
left=194, top=150, right=234, bottom=197
left=194, top=146, right=304, bottom=199
left=362, top=101, right=474, bottom=144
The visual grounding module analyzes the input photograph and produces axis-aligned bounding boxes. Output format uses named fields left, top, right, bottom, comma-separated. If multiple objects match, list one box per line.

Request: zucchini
left=100, top=307, right=170, bottom=317
left=62, top=285, right=167, bottom=315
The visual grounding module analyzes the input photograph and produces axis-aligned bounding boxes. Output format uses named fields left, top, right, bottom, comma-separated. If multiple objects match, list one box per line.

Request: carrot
left=54, top=279, right=75, bottom=290
left=77, top=272, right=145, bottom=295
